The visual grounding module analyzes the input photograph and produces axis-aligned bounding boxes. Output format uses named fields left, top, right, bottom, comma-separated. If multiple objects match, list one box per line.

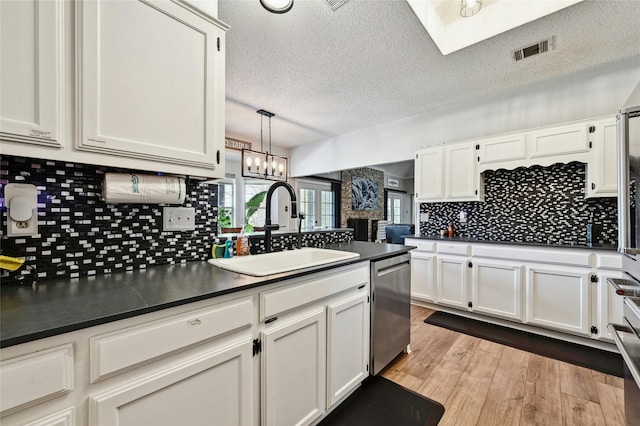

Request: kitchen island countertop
left=0, top=241, right=412, bottom=348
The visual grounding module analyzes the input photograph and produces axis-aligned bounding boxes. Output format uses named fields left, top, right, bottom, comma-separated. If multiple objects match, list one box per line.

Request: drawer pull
left=188, top=319, right=201, bottom=326
left=265, top=317, right=278, bottom=324
left=358, top=284, right=366, bottom=290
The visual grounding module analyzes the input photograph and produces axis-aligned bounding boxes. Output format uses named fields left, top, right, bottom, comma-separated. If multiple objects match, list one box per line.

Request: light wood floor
left=381, top=305, right=625, bottom=426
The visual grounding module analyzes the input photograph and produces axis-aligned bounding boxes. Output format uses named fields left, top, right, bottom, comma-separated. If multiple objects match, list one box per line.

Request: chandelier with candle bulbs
left=241, top=109, right=288, bottom=182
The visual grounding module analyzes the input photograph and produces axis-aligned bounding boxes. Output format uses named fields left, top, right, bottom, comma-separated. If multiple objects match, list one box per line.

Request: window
left=387, top=192, right=402, bottom=223
left=245, top=181, right=271, bottom=228
left=298, top=180, right=335, bottom=230
left=218, top=181, right=235, bottom=229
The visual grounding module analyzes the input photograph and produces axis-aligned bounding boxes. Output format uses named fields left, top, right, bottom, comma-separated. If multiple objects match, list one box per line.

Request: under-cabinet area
left=0, top=262, right=370, bottom=426
left=406, top=238, right=623, bottom=343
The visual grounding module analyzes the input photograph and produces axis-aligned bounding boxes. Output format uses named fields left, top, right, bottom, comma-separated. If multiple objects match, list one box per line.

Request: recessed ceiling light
left=260, top=0, right=293, bottom=14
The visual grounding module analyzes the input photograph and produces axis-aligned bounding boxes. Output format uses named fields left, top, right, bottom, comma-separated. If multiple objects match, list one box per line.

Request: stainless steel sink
left=207, top=247, right=360, bottom=276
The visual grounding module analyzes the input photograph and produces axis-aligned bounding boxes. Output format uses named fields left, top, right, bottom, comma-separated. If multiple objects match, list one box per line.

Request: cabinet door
left=526, top=265, right=591, bottom=336
left=528, top=123, right=589, bottom=158
left=415, top=148, right=443, bottom=200
left=477, top=135, right=526, bottom=166
left=89, top=337, right=254, bottom=426
left=436, top=256, right=469, bottom=309
left=76, top=0, right=225, bottom=174
left=472, top=260, right=524, bottom=322
left=587, top=119, right=618, bottom=197
left=0, top=0, right=62, bottom=147
left=445, top=143, right=478, bottom=200
left=411, top=251, right=436, bottom=302
left=327, top=292, right=369, bottom=408
left=262, top=308, right=326, bottom=426
left=23, top=407, right=75, bottom=426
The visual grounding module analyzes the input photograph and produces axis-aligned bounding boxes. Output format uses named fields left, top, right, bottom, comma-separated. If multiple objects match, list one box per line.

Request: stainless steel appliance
left=610, top=105, right=640, bottom=425
left=370, top=253, right=411, bottom=375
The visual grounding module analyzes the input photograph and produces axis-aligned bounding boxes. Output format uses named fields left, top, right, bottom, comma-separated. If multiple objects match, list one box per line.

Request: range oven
left=610, top=105, right=640, bottom=425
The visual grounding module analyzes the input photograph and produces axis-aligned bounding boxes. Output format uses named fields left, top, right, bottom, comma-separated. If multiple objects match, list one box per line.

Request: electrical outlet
left=5, top=183, right=39, bottom=237
left=163, top=207, right=196, bottom=231
left=420, top=213, right=429, bottom=222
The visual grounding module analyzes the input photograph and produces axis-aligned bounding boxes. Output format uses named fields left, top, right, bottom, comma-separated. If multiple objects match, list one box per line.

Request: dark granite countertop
left=0, top=242, right=411, bottom=348
left=404, top=235, right=618, bottom=251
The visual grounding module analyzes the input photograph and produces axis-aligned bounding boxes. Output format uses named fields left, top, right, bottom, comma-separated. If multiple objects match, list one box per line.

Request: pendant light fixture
left=260, top=0, right=293, bottom=14
left=460, top=0, right=482, bottom=17
left=241, top=110, right=289, bottom=182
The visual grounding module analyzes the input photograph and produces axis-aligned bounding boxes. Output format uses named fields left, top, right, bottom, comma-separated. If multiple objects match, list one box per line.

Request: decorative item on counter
left=102, top=173, right=186, bottom=204
left=448, top=223, right=454, bottom=237
left=224, top=239, right=234, bottom=258
left=235, top=226, right=250, bottom=256
left=0, top=255, right=25, bottom=271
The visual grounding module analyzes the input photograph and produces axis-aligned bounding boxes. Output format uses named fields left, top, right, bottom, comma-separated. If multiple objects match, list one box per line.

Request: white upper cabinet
left=586, top=118, right=618, bottom=198
left=0, top=0, right=63, bottom=147
left=477, top=134, right=526, bottom=166
left=445, top=143, right=478, bottom=200
left=76, top=0, right=226, bottom=175
left=414, top=148, right=444, bottom=201
left=415, top=142, right=481, bottom=202
left=528, top=122, right=590, bottom=158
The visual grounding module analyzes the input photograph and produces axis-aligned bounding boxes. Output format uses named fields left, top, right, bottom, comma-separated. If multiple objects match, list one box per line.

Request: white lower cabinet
left=471, top=259, right=524, bottom=322
left=436, top=255, right=469, bottom=309
left=526, top=265, right=591, bottom=336
left=327, top=293, right=369, bottom=407
left=262, top=308, right=327, bottom=426
left=89, top=337, right=254, bottom=426
left=410, top=251, right=437, bottom=302
left=259, top=263, right=370, bottom=426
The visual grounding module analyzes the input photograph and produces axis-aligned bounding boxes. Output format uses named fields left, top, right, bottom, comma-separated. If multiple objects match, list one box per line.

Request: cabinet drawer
left=405, top=239, right=435, bottom=252
left=595, top=252, right=622, bottom=269
left=90, top=296, right=253, bottom=382
left=437, top=243, right=470, bottom=256
left=260, top=263, right=369, bottom=321
left=0, top=344, right=74, bottom=415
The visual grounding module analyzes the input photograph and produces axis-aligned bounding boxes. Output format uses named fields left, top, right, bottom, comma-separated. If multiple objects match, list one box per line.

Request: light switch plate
left=163, top=207, right=196, bottom=231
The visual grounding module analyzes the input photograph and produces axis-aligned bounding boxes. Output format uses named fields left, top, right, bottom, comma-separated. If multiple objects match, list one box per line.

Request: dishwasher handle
left=376, top=260, right=410, bottom=278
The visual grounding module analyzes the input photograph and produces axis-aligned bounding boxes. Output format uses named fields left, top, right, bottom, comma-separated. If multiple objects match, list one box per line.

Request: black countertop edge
left=404, top=235, right=618, bottom=251
left=0, top=242, right=412, bottom=348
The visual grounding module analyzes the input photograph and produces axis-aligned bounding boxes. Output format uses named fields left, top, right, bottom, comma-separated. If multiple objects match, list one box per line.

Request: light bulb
left=255, top=157, right=261, bottom=171
left=246, top=157, right=252, bottom=168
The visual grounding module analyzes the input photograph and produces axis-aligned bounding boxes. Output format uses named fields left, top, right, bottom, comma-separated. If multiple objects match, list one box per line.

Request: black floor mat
left=424, top=311, right=623, bottom=377
left=318, top=375, right=445, bottom=426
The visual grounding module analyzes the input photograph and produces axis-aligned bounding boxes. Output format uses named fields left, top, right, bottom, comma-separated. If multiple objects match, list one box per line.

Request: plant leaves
left=245, top=191, right=267, bottom=223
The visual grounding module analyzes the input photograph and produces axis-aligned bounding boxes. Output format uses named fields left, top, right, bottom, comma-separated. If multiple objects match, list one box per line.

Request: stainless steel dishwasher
left=370, top=253, right=411, bottom=375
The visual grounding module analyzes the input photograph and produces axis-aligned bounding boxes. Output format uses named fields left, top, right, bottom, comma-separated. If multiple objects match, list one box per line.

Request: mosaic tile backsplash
left=419, top=162, right=618, bottom=246
left=0, top=155, right=220, bottom=284
left=1, top=155, right=355, bottom=285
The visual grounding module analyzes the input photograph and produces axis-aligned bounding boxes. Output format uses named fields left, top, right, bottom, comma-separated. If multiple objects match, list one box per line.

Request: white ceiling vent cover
left=324, top=0, right=349, bottom=11
left=512, top=37, right=553, bottom=61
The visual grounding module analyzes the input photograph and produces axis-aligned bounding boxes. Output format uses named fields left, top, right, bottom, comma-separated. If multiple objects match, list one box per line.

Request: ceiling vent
left=512, top=37, right=553, bottom=61
left=324, top=0, right=349, bottom=11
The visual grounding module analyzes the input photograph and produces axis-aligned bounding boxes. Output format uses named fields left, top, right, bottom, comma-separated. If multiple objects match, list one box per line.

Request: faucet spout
left=264, top=182, right=297, bottom=253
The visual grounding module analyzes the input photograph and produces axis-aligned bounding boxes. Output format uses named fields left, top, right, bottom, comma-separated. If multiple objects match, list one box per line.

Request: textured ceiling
left=220, top=0, right=640, bottom=157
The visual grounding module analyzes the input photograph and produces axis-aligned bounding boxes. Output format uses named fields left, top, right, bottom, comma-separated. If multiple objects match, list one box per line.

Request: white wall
left=290, top=56, right=640, bottom=176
